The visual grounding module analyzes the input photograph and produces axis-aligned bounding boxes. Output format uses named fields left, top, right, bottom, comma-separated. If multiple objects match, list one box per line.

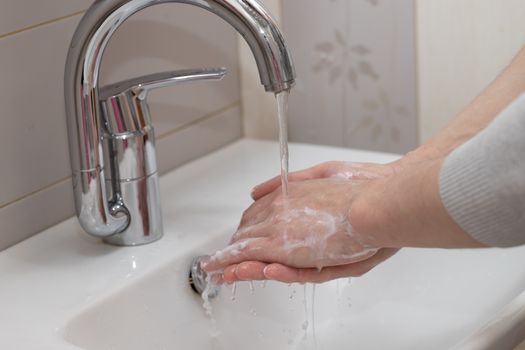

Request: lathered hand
left=251, top=161, right=397, bottom=200
left=202, top=178, right=398, bottom=283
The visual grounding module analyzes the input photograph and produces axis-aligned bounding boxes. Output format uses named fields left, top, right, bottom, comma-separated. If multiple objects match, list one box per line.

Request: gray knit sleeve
left=439, top=93, right=525, bottom=247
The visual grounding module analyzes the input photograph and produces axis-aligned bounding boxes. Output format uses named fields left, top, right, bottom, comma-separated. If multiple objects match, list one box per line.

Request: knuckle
left=239, top=211, right=250, bottom=225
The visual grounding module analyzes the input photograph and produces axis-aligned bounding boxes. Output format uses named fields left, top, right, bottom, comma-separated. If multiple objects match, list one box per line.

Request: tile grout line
left=0, top=176, right=72, bottom=210
left=156, top=101, right=240, bottom=140
left=0, top=10, right=86, bottom=40
left=0, top=102, right=241, bottom=210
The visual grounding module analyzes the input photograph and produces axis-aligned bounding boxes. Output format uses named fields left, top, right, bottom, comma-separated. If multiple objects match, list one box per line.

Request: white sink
left=1, top=139, right=525, bottom=349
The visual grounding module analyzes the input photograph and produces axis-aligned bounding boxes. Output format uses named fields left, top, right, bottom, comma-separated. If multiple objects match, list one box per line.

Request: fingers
left=201, top=238, right=273, bottom=272
left=265, top=248, right=398, bottom=283
left=218, top=248, right=399, bottom=284
left=263, top=264, right=355, bottom=283
left=222, top=261, right=268, bottom=283
left=230, top=222, right=268, bottom=244
left=251, top=163, right=332, bottom=200
left=235, top=197, right=274, bottom=233
left=221, top=262, right=367, bottom=284
left=250, top=161, right=388, bottom=200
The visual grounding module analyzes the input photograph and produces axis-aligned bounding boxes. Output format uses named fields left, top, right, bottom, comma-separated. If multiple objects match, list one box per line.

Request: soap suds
left=201, top=272, right=222, bottom=338
left=209, top=206, right=377, bottom=273
left=277, top=207, right=377, bottom=269
left=208, top=239, right=254, bottom=264
left=329, top=162, right=385, bottom=181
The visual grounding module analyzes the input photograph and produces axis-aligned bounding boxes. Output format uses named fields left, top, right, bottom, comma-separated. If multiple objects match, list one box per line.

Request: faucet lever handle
left=99, top=67, right=227, bottom=135
left=99, top=67, right=227, bottom=101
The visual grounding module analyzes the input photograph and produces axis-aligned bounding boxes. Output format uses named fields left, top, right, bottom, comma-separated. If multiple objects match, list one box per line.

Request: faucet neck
left=64, top=0, right=295, bottom=241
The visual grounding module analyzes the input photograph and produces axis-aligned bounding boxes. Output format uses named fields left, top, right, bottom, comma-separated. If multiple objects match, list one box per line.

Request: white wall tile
left=0, top=0, right=91, bottom=36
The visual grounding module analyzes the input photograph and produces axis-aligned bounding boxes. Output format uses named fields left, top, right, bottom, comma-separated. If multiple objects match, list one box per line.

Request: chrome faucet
left=64, top=0, right=295, bottom=246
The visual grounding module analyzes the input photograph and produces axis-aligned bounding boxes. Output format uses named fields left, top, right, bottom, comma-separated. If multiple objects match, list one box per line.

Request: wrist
left=349, top=158, right=485, bottom=249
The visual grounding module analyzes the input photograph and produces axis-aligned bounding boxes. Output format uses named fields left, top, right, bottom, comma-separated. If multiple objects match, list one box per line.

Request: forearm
left=350, top=159, right=485, bottom=249
left=405, top=46, right=525, bottom=164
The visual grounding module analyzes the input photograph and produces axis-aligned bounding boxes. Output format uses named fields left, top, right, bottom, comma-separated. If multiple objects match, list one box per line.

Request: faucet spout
left=64, top=0, right=295, bottom=243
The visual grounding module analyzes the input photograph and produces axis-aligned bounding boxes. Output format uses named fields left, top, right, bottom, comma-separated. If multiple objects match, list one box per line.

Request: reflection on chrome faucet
left=64, top=0, right=295, bottom=246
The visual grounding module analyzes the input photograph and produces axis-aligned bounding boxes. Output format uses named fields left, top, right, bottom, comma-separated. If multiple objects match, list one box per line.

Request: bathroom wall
left=251, top=1, right=525, bottom=154
left=281, top=0, right=418, bottom=154
left=241, top=0, right=419, bottom=154
left=239, top=0, right=283, bottom=140
left=0, top=2, right=242, bottom=251
left=416, top=0, right=525, bottom=143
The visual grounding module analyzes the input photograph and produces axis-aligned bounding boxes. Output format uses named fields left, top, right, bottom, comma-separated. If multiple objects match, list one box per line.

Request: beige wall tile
left=100, top=3, right=240, bottom=137
left=0, top=106, right=241, bottom=251
left=0, top=3, right=242, bottom=250
left=0, top=0, right=91, bottom=36
left=0, top=15, right=81, bottom=206
left=282, top=0, right=348, bottom=147
left=416, top=0, right=525, bottom=143
left=239, top=0, right=283, bottom=140
left=156, top=104, right=242, bottom=175
left=345, top=0, right=417, bottom=153
left=0, top=178, right=74, bottom=250
left=282, top=0, right=418, bottom=153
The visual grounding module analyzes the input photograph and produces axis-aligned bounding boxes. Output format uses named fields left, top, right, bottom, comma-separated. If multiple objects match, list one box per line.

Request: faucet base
left=103, top=231, right=163, bottom=246
left=103, top=173, right=163, bottom=246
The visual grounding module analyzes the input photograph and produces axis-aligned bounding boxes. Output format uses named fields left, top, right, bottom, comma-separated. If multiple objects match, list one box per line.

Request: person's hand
left=202, top=178, right=399, bottom=283
left=251, top=161, right=399, bottom=200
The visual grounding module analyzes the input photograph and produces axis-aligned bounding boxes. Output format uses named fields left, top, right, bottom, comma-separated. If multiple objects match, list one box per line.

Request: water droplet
left=230, top=282, right=237, bottom=301
left=250, top=308, right=257, bottom=316
left=312, top=284, right=317, bottom=349
left=301, top=320, right=309, bottom=331
left=289, top=288, right=297, bottom=300
left=249, top=281, right=255, bottom=295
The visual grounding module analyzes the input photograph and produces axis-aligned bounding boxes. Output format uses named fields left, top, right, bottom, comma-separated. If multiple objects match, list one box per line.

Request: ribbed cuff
left=439, top=142, right=519, bottom=247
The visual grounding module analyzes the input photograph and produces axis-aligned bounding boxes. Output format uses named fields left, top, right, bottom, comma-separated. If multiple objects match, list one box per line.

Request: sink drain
left=189, top=255, right=220, bottom=299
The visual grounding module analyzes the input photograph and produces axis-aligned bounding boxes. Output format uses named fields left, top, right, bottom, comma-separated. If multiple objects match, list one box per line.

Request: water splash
left=311, top=284, right=318, bottom=349
left=201, top=273, right=221, bottom=338
left=302, top=284, right=309, bottom=341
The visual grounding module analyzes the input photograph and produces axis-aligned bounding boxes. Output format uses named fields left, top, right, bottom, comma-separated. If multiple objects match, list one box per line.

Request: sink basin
left=62, top=235, right=525, bottom=350
left=1, top=139, right=525, bottom=349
